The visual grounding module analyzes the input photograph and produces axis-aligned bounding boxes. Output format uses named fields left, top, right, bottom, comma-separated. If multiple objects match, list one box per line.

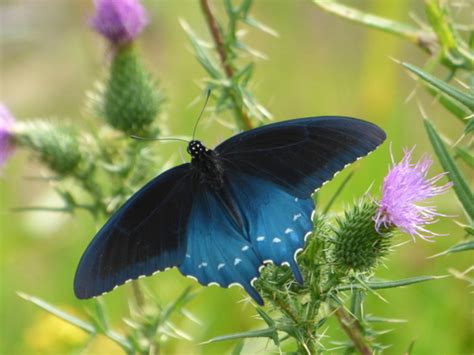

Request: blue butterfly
left=74, top=116, right=386, bottom=305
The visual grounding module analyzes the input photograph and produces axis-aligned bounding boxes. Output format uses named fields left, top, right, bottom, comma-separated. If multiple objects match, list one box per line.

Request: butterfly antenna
left=130, top=135, right=190, bottom=143
left=192, top=90, right=211, bottom=141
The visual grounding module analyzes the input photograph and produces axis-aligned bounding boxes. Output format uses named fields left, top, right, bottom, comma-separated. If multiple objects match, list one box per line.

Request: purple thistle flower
left=374, top=147, right=453, bottom=241
left=0, top=104, right=16, bottom=167
left=90, top=0, right=149, bottom=46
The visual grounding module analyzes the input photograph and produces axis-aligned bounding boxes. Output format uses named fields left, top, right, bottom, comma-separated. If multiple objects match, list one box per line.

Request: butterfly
left=74, top=116, right=386, bottom=305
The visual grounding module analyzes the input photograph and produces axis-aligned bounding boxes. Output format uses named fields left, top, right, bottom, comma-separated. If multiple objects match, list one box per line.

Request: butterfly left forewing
left=74, top=164, right=193, bottom=299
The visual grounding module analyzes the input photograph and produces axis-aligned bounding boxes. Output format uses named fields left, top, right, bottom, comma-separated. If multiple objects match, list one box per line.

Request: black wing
left=74, top=164, right=193, bottom=298
left=216, top=116, right=386, bottom=198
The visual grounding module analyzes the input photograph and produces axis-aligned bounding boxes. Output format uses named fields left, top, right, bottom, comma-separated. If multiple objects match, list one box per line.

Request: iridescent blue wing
left=216, top=116, right=386, bottom=198
left=178, top=173, right=315, bottom=305
left=74, top=164, right=193, bottom=299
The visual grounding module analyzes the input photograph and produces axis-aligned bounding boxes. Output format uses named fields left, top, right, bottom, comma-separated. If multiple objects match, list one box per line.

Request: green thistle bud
left=331, top=201, right=392, bottom=274
left=15, top=121, right=83, bottom=175
left=103, top=45, right=163, bottom=134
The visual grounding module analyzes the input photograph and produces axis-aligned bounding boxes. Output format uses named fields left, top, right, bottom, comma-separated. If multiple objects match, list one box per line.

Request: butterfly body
left=74, top=116, right=386, bottom=305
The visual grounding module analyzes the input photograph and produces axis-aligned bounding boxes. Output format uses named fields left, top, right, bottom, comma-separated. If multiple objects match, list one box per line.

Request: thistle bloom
left=374, top=147, right=452, bottom=240
left=90, top=0, right=148, bottom=46
left=0, top=104, right=16, bottom=167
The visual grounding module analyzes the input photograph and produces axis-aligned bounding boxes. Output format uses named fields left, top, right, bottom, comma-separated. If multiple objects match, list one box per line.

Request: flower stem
left=334, top=307, right=373, bottom=355
left=199, top=0, right=253, bottom=131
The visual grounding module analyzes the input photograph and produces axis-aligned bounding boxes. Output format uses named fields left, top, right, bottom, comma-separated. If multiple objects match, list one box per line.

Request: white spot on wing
left=234, top=258, right=242, bottom=265
left=218, top=263, right=225, bottom=270
left=198, top=262, right=208, bottom=269
left=241, top=245, right=249, bottom=251
left=294, top=197, right=299, bottom=202
left=293, top=213, right=302, bottom=221
left=273, top=237, right=282, bottom=243
left=285, top=228, right=293, bottom=234
left=185, top=254, right=191, bottom=258
left=256, top=236, right=265, bottom=241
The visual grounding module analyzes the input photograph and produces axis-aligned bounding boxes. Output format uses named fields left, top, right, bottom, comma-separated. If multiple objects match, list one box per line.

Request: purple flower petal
left=91, top=0, right=149, bottom=45
left=0, top=104, right=16, bottom=167
left=374, top=147, right=452, bottom=240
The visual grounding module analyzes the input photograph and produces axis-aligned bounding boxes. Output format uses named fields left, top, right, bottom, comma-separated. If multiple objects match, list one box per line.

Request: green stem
left=200, top=0, right=253, bottom=131
left=334, top=307, right=372, bottom=355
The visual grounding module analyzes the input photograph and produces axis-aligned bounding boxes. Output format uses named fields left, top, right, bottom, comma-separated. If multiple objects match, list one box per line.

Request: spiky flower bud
left=331, top=201, right=392, bottom=274
left=15, top=121, right=83, bottom=175
left=102, top=46, right=163, bottom=135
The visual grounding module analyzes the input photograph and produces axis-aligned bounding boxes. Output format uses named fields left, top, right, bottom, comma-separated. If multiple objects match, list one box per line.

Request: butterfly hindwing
left=74, top=164, right=193, bottom=299
left=216, top=116, right=386, bottom=198
left=179, top=173, right=315, bottom=305
left=178, top=186, right=264, bottom=305
left=226, top=174, right=314, bottom=283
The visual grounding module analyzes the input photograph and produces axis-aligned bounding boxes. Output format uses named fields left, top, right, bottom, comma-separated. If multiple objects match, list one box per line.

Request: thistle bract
left=332, top=201, right=391, bottom=273
left=374, top=147, right=452, bottom=240
left=0, top=104, right=16, bottom=167
left=16, top=121, right=83, bottom=175
left=91, top=0, right=148, bottom=46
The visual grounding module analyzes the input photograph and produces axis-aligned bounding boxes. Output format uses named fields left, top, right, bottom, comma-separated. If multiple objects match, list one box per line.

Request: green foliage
left=103, top=45, right=163, bottom=135
left=6, top=0, right=472, bottom=354
left=181, top=0, right=273, bottom=130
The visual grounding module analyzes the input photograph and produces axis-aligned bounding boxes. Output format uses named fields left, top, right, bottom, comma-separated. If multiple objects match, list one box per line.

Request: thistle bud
left=331, top=201, right=392, bottom=274
left=15, top=121, right=83, bottom=175
left=102, top=45, right=163, bottom=135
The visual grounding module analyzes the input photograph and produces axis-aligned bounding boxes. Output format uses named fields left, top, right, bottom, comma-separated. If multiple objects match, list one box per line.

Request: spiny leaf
left=336, top=275, right=446, bottom=291
left=403, top=62, right=474, bottom=111
left=454, top=145, right=474, bottom=168
left=424, top=119, right=474, bottom=220
left=465, top=117, right=474, bottom=134
left=430, top=240, right=474, bottom=257
left=203, top=327, right=277, bottom=344
left=17, top=292, right=132, bottom=351
left=425, top=84, right=471, bottom=122
left=17, top=292, right=96, bottom=334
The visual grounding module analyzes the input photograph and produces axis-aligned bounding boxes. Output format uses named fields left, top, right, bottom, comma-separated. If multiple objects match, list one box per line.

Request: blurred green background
left=1, top=0, right=472, bottom=354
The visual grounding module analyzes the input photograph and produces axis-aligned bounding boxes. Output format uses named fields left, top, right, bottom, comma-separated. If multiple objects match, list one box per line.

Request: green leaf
left=204, top=328, right=277, bottom=344
left=431, top=240, right=474, bottom=257
left=424, top=119, right=474, bottom=220
left=312, top=0, right=435, bottom=52
left=336, top=275, right=446, bottom=291
left=17, top=292, right=96, bottom=334
left=454, top=145, right=474, bottom=168
left=17, top=292, right=132, bottom=351
left=180, top=20, right=222, bottom=79
left=425, top=84, right=471, bottom=122
left=403, top=62, right=474, bottom=111
left=465, top=118, right=474, bottom=134
left=256, top=308, right=275, bottom=327
left=231, top=340, right=245, bottom=355
left=365, top=316, right=407, bottom=324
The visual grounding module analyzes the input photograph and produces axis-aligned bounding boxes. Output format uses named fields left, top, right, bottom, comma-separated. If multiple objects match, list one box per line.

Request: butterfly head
left=187, top=140, right=207, bottom=159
